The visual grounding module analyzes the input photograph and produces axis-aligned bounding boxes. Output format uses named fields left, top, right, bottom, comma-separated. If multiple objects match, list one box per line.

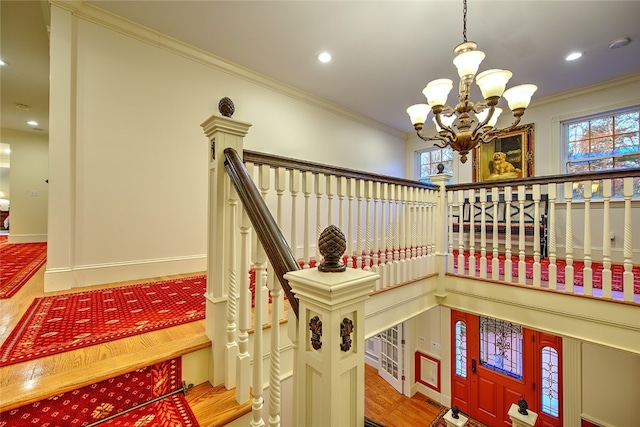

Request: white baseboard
left=44, top=254, right=206, bottom=291
left=8, top=233, right=47, bottom=243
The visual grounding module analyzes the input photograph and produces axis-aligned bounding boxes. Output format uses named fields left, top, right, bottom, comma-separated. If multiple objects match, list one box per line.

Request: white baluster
left=548, top=184, right=557, bottom=290
left=289, top=169, right=300, bottom=266
left=479, top=188, right=488, bottom=279
left=602, top=179, right=612, bottom=298
left=225, top=178, right=239, bottom=388
left=623, top=177, right=634, bottom=302
left=583, top=181, right=593, bottom=296
left=236, top=205, right=252, bottom=404
left=273, top=167, right=287, bottom=320
left=327, top=174, right=336, bottom=227
left=408, top=186, right=416, bottom=279
left=457, top=189, right=466, bottom=275
left=447, top=190, right=455, bottom=273
left=468, top=189, right=476, bottom=277
left=251, top=236, right=266, bottom=427
left=426, top=189, right=434, bottom=275
left=315, top=173, right=325, bottom=265
left=564, top=182, right=574, bottom=293
left=268, top=272, right=282, bottom=427
left=372, top=182, right=381, bottom=287
left=532, top=184, right=542, bottom=288
left=491, top=187, right=500, bottom=281
left=258, top=165, right=271, bottom=322
left=504, top=186, right=513, bottom=283
left=380, top=183, right=389, bottom=287
left=518, top=185, right=526, bottom=285
left=364, top=181, right=373, bottom=271
left=347, top=178, right=356, bottom=269
left=356, top=179, right=365, bottom=270
left=337, top=176, right=346, bottom=232
left=400, top=186, right=409, bottom=282
left=394, top=185, right=402, bottom=284
left=302, top=171, right=313, bottom=269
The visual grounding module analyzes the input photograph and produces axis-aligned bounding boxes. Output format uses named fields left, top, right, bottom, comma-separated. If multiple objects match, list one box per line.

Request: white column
left=285, top=267, right=378, bottom=427
left=201, top=113, right=252, bottom=386
left=563, top=337, right=582, bottom=427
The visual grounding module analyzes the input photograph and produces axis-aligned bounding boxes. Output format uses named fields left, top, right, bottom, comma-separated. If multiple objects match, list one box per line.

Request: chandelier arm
left=416, top=128, right=453, bottom=145
left=471, top=104, right=495, bottom=139
left=481, top=114, right=524, bottom=141
left=434, top=109, right=458, bottom=142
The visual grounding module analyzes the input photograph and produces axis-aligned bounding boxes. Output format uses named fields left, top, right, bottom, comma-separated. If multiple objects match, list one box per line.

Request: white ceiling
left=3, top=1, right=640, bottom=136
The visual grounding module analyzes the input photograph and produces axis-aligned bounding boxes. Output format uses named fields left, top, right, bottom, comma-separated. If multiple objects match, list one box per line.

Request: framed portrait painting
left=472, top=123, right=534, bottom=182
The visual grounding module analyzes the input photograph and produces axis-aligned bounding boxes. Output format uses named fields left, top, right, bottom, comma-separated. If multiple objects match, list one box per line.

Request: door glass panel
left=455, top=320, right=467, bottom=378
left=541, top=346, right=560, bottom=417
left=479, top=316, right=523, bottom=380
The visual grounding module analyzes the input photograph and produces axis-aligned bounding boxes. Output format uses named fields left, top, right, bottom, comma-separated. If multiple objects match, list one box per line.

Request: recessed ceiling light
left=27, top=120, right=39, bottom=126
left=317, top=52, right=332, bottom=63
left=565, top=51, right=584, bottom=61
left=609, top=37, right=631, bottom=49
left=0, top=59, right=7, bottom=66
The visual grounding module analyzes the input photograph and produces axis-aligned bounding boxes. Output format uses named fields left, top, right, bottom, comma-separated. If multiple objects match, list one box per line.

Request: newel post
left=285, top=225, right=378, bottom=427
left=200, top=98, right=252, bottom=386
left=508, top=399, right=538, bottom=427
left=430, top=170, right=452, bottom=296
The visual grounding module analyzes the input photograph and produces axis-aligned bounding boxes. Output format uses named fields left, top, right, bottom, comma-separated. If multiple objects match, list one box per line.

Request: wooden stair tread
left=0, top=320, right=210, bottom=412
left=186, top=382, right=252, bottom=427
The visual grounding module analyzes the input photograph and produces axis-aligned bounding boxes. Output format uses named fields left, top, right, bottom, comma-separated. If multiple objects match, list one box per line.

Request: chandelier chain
left=462, top=0, right=467, bottom=42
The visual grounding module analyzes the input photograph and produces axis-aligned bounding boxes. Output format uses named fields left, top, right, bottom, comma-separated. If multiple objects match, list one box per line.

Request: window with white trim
left=563, top=106, right=640, bottom=198
left=416, top=147, right=453, bottom=183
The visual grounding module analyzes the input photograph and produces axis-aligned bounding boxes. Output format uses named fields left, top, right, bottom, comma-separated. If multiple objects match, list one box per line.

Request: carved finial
left=218, top=97, right=235, bottom=117
left=437, top=163, right=445, bottom=174
left=318, top=225, right=347, bottom=272
left=517, top=398, right=529, bottom=416
left=451, top=405, right=460, bottom=419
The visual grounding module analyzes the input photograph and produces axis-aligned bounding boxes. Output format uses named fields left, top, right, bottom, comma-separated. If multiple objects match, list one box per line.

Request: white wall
left=582, top=343, right=640, bottom=427
left=1, top=128, right=48, bottom=242
left=46, top=3, right=407, bottom=290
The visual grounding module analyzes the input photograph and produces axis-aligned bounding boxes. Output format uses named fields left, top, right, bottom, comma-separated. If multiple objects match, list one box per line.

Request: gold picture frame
left=472, top=123, right=534, bottom=182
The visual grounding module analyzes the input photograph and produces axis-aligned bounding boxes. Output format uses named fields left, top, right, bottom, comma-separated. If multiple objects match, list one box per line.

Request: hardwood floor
left=365, top=363, right=443, bottom=427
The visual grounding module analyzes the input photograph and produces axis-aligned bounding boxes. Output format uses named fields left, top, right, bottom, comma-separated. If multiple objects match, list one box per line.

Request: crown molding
left=49, top=0, right=407, bottom=140
left=531, top=72, right=640, bottom=108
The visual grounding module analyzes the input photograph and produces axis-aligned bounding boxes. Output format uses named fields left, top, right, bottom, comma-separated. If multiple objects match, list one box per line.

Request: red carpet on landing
left=0, top=242, right=47, bottom=298
left=452, top=250, right=640, bottom=294
left=0, top=276, right=205, bottom=367
left=0, top=358, right=200, bottom=426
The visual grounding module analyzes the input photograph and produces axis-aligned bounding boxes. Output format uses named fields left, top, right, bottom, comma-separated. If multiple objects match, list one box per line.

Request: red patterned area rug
left=0, top=358, right=200, bottom=426
left=429, top=408, right=487, bottom=427
left=0, top=276, right=205, bottom=367
left=453, top=250, right=640, bottom=294
left=0, top=242, right=47, bottom=298
left=0, top=235, right=8, bottom=244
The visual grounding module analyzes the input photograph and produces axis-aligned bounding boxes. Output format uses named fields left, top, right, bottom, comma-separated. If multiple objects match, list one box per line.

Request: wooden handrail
left=243, top=150, right=438, bottom=191
left=446, top=167, right=640, bottom=191
left=224, top=147, right=300, bottom=318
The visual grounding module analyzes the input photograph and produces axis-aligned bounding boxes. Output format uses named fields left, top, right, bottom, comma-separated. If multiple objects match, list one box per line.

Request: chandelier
left=406, top=0, right=537, bottom=163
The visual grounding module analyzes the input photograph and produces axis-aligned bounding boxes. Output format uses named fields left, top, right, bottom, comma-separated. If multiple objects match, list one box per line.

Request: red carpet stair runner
left=0, top=358, right=200, bottom=427
left=0, top=242, right=47, bottom=298
left=0, top=276, right=206, bottom=367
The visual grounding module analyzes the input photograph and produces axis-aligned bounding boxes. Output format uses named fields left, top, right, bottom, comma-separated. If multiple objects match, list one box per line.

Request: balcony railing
left=445, top=169, right=640, bottom=304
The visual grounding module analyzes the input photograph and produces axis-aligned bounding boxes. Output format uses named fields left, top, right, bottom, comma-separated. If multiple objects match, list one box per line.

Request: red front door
left=451, top=310, right=561, bottom=426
